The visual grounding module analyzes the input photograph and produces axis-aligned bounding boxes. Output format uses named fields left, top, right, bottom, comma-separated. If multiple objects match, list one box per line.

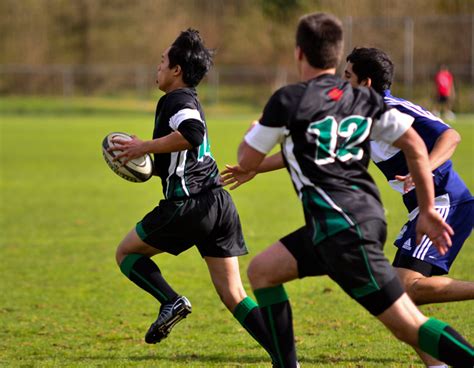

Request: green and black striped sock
left=120, top=253, right=178, bottom=304
left=233, top=297, right=277, bottom=363
left=419, top=318, right=474, bottom=367
left=254, top=285, right=298, bottom=368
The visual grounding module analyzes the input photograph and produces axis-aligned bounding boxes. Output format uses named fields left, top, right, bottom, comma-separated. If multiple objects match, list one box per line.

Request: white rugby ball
left=102, top=132, right=153, bottom=183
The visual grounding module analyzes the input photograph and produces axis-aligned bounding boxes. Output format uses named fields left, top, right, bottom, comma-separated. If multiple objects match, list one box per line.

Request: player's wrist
left=418, top=206, right=436, bottom=216
left=142, top=140, right=156, bottom=154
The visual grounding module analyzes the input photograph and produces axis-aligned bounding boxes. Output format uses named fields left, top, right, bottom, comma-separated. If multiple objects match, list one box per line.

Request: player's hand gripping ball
left=102, top=132, right=153, bottom=183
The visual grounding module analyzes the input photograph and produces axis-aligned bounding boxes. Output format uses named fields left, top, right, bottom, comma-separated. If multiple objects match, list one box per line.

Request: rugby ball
left=102, top=132, right=153, bottom=183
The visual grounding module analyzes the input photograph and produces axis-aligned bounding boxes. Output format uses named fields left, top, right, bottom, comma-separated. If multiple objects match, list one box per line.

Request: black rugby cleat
left=145, top=296, right=192, bottom=344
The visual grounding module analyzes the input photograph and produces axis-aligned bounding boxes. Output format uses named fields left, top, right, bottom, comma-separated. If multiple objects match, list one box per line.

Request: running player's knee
left=247, top=259, right=258, bottom=285
left=115, top=241, right=132, bottom=266
left=397, top=269, right=424, bottom=304
left=401, top=277, right=425, bottom=304
left=247, top=257, right=265, bottom=287
left=248, top=255, right=276, bottom=290
left=215, top=286, right=246, bottom=312
left=115, top=246, right=126, bottom=266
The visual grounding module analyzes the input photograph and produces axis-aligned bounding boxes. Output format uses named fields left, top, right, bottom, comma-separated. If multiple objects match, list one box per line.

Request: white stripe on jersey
left=282, top=135, right=355, bottom=226
left=166, top=151, right=179, bottom=198
left=314, top=187, right=356, bottom=226
left=169, top=108, right=204, bottom=130
left=370, top=108, right=414, bottom=144
left=384, top=96, right=448, bottom=126
left=176, top=150, right=190, bottom=196
left=281, top=134, right=313, bottom=195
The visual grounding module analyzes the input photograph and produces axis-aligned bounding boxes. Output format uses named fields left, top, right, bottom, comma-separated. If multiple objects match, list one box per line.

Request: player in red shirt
left=434, top=65, right=455, bottom=121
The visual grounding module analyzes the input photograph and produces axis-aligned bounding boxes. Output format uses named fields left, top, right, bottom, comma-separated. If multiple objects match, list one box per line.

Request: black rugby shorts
left=281, top=219, right=404, bottom=316
left=136, top=187, right=247, bottom=258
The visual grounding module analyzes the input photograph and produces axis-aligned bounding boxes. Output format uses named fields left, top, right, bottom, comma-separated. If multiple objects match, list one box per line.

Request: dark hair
left=346, top=47, right=394, bottom=94
left=296, top=13, right=343, bottom=69
left=168, top=28, right=213, bottom=87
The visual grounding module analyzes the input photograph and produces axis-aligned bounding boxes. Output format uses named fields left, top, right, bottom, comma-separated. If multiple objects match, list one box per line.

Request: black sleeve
left=369, top=88, right=390, bottom=120
left=260, top=84, right=305, bottom=127
left=177, top=120, right=205, bottom=147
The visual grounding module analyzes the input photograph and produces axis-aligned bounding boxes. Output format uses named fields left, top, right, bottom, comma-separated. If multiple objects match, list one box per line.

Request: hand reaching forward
left=220, top=164, right=257, bottom=190
left=109, top=135, right=146, bottom=165
left=395, top=173, right=415, bottom=193
left=415, top=208, right=454, bottom=256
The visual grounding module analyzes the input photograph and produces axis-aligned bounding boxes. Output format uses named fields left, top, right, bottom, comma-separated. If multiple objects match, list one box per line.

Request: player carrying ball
left=109, top=28, right=277, bottom=364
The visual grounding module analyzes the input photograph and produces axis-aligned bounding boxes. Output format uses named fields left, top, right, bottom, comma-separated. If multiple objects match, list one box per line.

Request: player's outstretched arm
left=392, top=127, right=454, bottom=254
left=238, top=141, right=267, bottom=172
left=395, top=128, right=461, bottom=193
left=221, top=152, right=285, bottom=190
left=220, top=165, right=257, bottom=190
left=425, top=128, right=460, bottom=170
left=235, top=118, right=285, bottom=185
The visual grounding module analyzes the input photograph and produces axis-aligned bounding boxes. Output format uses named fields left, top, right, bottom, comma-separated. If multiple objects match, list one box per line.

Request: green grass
left=0, top=98, right=473, bottom=367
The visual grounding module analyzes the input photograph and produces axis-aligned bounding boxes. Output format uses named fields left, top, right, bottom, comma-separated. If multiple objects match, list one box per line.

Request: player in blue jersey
left=343, top=47, right=474, bottom=368
left=344, top=47, right=474, bottom=302
left=108, top=29, right=278, bottom=364
left=225, top=13, right=473, bottom=367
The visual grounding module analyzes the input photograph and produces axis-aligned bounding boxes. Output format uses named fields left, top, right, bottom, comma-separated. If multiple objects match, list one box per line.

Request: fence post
left=471, top=14, right=474, bottom=85
left=345, top=16, right=353, bottom=57
left=404, top=16, right=414, bottom=99
left=62, top=66, right=74, bottom=97
left=135, top=65, right=148, bottom=98
left=207, top=68, right=219, bottom=105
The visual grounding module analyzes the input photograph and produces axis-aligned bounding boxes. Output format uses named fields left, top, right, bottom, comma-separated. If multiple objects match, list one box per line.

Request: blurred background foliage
left=0, top=0, right=473, bottom=111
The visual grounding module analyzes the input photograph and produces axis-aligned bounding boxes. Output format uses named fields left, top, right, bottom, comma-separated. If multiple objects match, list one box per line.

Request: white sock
left=427, top=365, right=448, bottom=368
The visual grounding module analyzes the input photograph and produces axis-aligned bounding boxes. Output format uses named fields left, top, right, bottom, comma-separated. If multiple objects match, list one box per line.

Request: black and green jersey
left=153, top=88, right=219, bottom=199
left=245, top=74, right=413, bottom=244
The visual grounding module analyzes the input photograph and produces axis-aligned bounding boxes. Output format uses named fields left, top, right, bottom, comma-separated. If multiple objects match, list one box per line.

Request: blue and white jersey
left=370, top=90, right=473, bottom=214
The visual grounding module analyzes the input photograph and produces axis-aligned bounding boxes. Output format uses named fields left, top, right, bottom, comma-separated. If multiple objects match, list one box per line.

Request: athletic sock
left=419, top=318, right=474, bottom=367
left=254, top=285, right=298, bottom=368
left=120, top=253, right=178, bottom=304
left=233, top=297, right=277, bottom=363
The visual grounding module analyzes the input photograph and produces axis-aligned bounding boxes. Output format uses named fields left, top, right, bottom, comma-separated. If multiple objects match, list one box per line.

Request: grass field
left=1, top=97, right=473, bottom=367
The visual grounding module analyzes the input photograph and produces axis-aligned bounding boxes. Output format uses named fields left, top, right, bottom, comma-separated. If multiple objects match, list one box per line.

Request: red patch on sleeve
left=328, top=87, right=344, bottom=101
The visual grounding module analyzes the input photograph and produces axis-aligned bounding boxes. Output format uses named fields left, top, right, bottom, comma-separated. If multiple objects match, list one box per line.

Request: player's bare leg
left=377, top=293, right=473, bottom=366
left=377, top=293, right=427, bottom=344
left=247, top=242, right=300, bottom=368
left=414, top=348, right=448, bottom=368
left=204, top=256, right=247, bottom=311
left=395, top=268, right=474, bottom=366
left=247, top=241, right=299, bottom=289
left=115, top=228, right=162, bottom=265
left=396, top=268, right=474, bottom=305
left=378, top=294, right=448, bottom=366
left=205, top=256, right=279, bottom=365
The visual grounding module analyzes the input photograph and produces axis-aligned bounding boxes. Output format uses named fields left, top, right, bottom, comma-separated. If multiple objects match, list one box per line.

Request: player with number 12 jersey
left=246, top=73, right=413, bottom=244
